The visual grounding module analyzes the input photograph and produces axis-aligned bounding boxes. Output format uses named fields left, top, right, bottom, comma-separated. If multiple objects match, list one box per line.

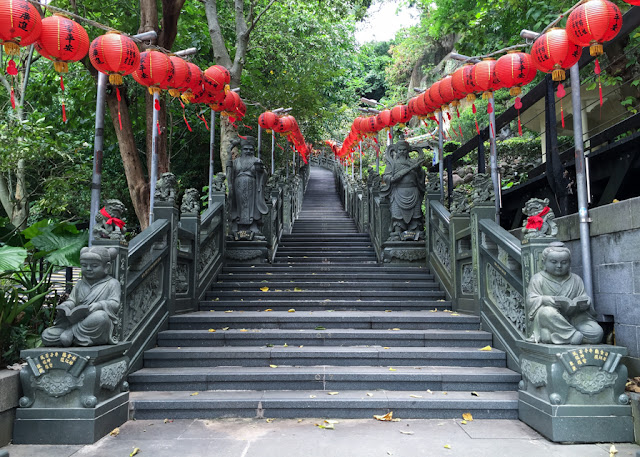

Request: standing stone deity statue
left=521, top=197, right=558, bottom=240
left=380, top=136, right=426, bottom=241
left=226, top=135, right=269, bottom=240
left=42, top=247, right=121, bottom=347
left=526, top=241, right=603, bottom=345
left=93, top=199, right=126, bottom=241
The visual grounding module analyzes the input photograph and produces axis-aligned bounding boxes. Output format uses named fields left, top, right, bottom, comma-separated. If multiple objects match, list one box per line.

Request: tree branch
left=203, top=0, right=233, bottom=68
left=247, top=0, right=278, bottom=35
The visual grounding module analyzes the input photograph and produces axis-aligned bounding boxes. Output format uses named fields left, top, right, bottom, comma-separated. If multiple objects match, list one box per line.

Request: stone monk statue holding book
left=42, top=246, right=121, bottom=347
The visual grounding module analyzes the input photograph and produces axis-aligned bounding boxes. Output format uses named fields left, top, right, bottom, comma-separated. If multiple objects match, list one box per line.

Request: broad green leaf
left=30, top=228, right=88, bottom=267
left=0, top=246, right=28, bottom=272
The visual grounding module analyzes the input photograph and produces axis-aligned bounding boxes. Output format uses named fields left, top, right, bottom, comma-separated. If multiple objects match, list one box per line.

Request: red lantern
left=132, top=50, right=172, bottom=94
left=35, top=15, right=89, bottom=73
left=531, top=28, right=581, bottom=82
left=415, top=91, right=433, bottom=117
left=566, top=0, right=621, bottom=57
left=472, top=58, right=498, bottom=99
left=89, top=32, right=140, bottom=86
left=452, top=64, right=476, bottom=103
left=204, top=65, right=231, bottom=92
left=428, top=80, right=445, bottom=109
left=182, top=62, right=203, bottom=102
left=439, top=74, right=465, bottom=107
left=390, top=105, right=412, bottom=125
left=161, top=56, right=191, bottom=97
left=274, top=115, right=295, bottom=133
left=259, top=111, right=278, bottom=130
left=377, top=109, right=392, bottom=128
left=0, top=0, right=42, bottom=55
left=495, top=51, right=537, bottom=97
left=222, top=90, right=240, bottom=113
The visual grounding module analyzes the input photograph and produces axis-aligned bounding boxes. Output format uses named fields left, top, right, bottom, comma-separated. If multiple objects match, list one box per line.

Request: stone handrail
left=427, top=199, right=453, bottom=297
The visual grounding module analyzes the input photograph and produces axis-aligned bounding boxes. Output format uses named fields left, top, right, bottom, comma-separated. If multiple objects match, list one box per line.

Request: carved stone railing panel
left=486, top=263, right=526, bottom=334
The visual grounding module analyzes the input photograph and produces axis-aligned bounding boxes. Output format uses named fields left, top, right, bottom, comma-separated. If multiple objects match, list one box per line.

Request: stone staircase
left=128, top=167, right=520, bottom=419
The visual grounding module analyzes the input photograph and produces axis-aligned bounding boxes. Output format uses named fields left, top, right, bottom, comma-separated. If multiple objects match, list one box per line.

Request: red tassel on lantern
left=515, top=97, right=523, bottom=136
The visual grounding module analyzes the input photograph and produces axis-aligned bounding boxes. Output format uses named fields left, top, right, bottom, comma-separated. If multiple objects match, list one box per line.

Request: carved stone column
left=469, top=203, right=495, bottom=315
left=154, top=201, right=179, bottom=315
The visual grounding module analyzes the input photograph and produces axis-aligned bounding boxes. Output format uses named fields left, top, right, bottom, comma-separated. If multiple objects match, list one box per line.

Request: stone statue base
left=382, top=240, right=427, bottom=264
left=517, top=341, right=633, bottom=443
left=225, top=240, right=268, bottom=264
left=13, top=343, right=130, bottom=444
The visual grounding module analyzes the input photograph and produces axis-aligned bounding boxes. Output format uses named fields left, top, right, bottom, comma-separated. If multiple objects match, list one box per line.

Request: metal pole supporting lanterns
left=89, top=30, right=157, bottom=244
left=359, top=141, right=362, bottom=180
left=271, top=131, right=275, bottom=175
left=208, top=110, right=216, bottom=209
left=437, top=110, right=444, bottom=202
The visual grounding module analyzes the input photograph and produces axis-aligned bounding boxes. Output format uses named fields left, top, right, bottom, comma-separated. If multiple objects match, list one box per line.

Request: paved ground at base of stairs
left=2, top=418, right=639, bottom=457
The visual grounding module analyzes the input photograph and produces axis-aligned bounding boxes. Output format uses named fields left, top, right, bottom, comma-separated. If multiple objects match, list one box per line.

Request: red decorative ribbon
left=179, top=99, right=192, bottom=132
left=100, top=207, right=125, bottom=229
left=116, top=87, right=123, bottom=131
left=525, top=206, right=550, bottom=230
left=472, top=103, right=480, bottom=136
left=197, top=112, right=209, bottom=130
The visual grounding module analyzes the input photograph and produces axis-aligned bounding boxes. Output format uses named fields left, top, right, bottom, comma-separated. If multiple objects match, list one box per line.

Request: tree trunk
left=106, top=87, right=151, bottom=229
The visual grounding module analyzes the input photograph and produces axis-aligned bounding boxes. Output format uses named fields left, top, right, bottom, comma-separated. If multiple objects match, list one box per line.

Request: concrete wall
left=0, top=370, right=20, bottom=446
left=528, top=197, right=640, bottom=373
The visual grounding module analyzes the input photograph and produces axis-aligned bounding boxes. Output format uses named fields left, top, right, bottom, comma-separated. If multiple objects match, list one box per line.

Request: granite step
left=128, top=366, right=520, bottom=392
left=273, top=256, right=379, bottom=264
left=205, top=289, right=446, bottom=300
left=129, top=390, right=519, bottom=420
left=212, top=281, right=440, bottom=290
left=155, top=328, right=492, bottom=348
left=198, top=299, right=451, bottom=312
left=215, top=272, right=435, bottom=281
left=142, top=346, right=507, bottom=368
left=167, top=311, right=478, bottom=331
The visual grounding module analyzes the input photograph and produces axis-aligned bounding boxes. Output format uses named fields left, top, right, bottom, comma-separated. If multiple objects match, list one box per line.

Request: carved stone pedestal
left=382, top=240, right=426, bottom=264
left=517, top=341, right=633, bottom=443
left=13, top=343, right=130, bottom=444
left=225, top=240, right=269, bottom=264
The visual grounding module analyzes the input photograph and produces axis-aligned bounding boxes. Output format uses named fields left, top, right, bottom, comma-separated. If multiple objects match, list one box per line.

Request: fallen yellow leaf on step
left=266, top=272, right=272, bottom=275
left=208, top=329, right=215, bottom=332
left=109, top=427, right=120, bottom=436
left=328, top=392, right=339, bottom=395
left=190, top=392, right=199, bottom=396
left=264, top=308, right=273, bottom=312
left=269, top=365, right=278, bottom=368
left=389, top=367, right=396, bottom=371
left=240, top=329, right=248, bottom=332
left=225, top=310, right=233, bottom=313
left=461, top=420, right=467, bottom=425
left=367, top=393, right=373, bottom=397
left=462, top=412, right=473, bottom=421
left=266, top=418, right=274, bottom=423
left=130, top=448, right=140, bottom=457
left=409, top=395, right=422, bottom=398
left=373, top=411, right=400, bottom=422
left=310, top=395, right=316, bottom=398
left=444, top=444, right=451, bottom=449
left=392, top=328, right=400, bottom=331
left=260, top=287, right=269, bottom=292
left=479, top=345, right=492, bottom=351
left=222, top=327, right=230, bottom=330
left=610, top=445, right=618, bottom=456
left=288, top=309, right=296, bottom=312
left=451, top=313, right=460, bottom=316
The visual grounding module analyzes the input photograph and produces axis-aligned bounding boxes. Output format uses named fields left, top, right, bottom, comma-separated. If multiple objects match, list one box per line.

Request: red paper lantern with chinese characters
left=161, top=56, right=191, bottom=97
left=204, top=65, right=231, bottom=92
left=376, top=109, right=393, bottom=128
left=439, top=74, right=465, bottom=106
left=428, top=80, right=445, bottom=109
left=35, top=15, right=89, bottom=73
left=182, top=62, right=203, bottom=102
left=417, top=90, right=435, bottom=115
left=452, top=63, right=477, bottom=102
left=274, top=115, right=296, bottom=133
left=222, top=90, right=240, bottom=113
left=390, top=105, right=412, bottom=125
left=531, top=28, right=581, bottom=82
left=89, top=32, right=140, bottom=85
left=132, top=50, right=172, bottom=94
left=259, top=111, right=278, bottom=130
left=566, top=0, right=622, bottom=57
left=472, top=58, right=498, bottom=99
left=495, top=51, right=537, bottom=96
left=0, top=0, right=42, bottom=55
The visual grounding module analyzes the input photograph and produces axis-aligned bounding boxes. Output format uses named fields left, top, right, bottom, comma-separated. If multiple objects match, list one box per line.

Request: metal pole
left=359, top=141, right=362, bottom=180
left=208, top=110, right=216, bottom=208
left=89, top=71, right=107, bottom=246
left=438, top=111, right=444, bottom=202
left=148, top=90, right=160, bottom=224
left=376, top=132, right=380, bottom=174
left=257, top=125, right=262, bottom=161
left=488, top=94, right=500, bottom=223
left=292, top=147, right=296, bottom=175
left=271, top=131, right=275, bottom=175
left=570, top=63, right=594, bottom=299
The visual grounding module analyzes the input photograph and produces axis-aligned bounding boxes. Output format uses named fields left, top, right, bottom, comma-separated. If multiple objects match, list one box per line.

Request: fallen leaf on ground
left=222, top=327, right=230, bottom=330
left=130, top=448, right=140, bottom=456
left=310, top=395, right=317, bottom=398
left=389, top=367, right=396, bottom=371
left=451, top=313, right=460, bottom=316
left=462, top=412, right=473, bottom=421
left=327, top=392, right=339, bottom=395
left=409, top=395, right=422, bottom=398
left=442, top=392, right=448, bottom=395
left=367, top=393, right=374, bottom=397
left=471, top=392, right=479, bottom=397
left=269, top=365, right=278, bottom=368
left=315, top=326, right=326, bottom=330
left=294, top=287, right=303, bottom=292
left=400, top=430, right=414, bottom=435
left=461, top=420, right=467, bottom=425
left=430, top=309, right=438, bottom=312
left=385, top=310, right=392, bottom=312
left=374, top=411, right=400, bottom=421
left=260, top=287, right=269, bottom=292
left=325, top=420, right=339, bottom=424
left=240, top=329, right=248, bottom=332
left=266, top=272, right=272, bottom=275
left=283, top=343, right=288, bottom=347
left=610, top=445, right=618, bottom=456
left=190, top=392, right=199, bottom=396
left=315, top=423, right=334, bottom=430
left=427, top=390, right=433, bottom=394
left=444, top=444, right=451, bottom=449
left=164, top=419, right=173, bottom=424
left=214, top=298, right=219, bottom=301
left=266, top=418, right=275, bottom=423
left=208, top=329, right=215, bottom=332
left=264, top=308, right=273, bottom=312
left=109, top=428, right=120, bottom=436
left=479, top=346, right=492, bottom=351
left=288, top=309, right=296, bottom=313
left=225, top=310, right=233, bottom=313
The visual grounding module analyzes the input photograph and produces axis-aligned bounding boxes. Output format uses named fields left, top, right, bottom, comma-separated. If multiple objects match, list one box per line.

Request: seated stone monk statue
left=527, top=241, right=603, bottom=345
left=42, top=246, right=121, bottom=347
